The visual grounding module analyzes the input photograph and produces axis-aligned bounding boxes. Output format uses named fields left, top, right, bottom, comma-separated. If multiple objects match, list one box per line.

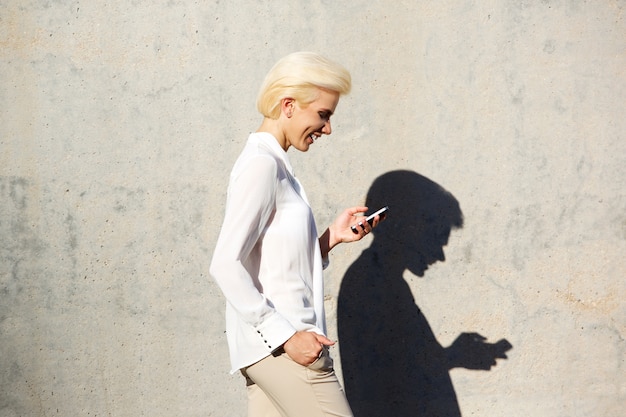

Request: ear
left=281, top=98, right=295, bottom=118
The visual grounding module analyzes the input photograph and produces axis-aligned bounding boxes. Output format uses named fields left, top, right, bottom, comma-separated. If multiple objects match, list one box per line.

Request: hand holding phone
left=351, top=206, right=388, bottom=233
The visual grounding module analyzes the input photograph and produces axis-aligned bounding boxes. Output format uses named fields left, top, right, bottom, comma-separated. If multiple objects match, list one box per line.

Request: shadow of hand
left=446, top=333, right=512, bottom=370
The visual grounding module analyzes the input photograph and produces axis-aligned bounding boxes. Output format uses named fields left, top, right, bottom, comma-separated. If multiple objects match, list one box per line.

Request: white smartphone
left=351, top=206, right=389, bottom=233
left=365, top=206, right=389, bottom=225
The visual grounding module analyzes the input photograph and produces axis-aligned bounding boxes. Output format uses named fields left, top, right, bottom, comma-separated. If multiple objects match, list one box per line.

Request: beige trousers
left=241, top=347, right=353, bottom=417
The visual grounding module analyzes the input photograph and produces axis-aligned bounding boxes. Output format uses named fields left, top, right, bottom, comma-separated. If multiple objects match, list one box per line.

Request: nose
left=429, top=247, right=445, bottom=264
left=322, top=120, right=332, bottom=135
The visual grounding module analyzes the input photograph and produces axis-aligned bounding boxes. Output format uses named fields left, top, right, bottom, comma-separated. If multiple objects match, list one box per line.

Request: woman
left=209, top=52, right=383, bottom=417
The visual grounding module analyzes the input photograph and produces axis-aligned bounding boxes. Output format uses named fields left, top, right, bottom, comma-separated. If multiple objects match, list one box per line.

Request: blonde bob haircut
left=256, top=51, right=352, bottom=119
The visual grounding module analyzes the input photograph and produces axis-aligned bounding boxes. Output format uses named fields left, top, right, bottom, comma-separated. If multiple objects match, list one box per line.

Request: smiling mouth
left=308, top=133, right=317, bottom=143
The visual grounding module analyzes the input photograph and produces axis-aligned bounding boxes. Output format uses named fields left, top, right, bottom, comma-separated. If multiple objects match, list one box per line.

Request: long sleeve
left=210, top=152, right=296, bottom=353
left=210, top=132, right=326, bottom=373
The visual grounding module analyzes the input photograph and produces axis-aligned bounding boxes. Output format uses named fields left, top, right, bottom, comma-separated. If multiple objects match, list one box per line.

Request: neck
left=367, top=242, right=407, bottom=276
left=257, top=118, right=288, bottom=151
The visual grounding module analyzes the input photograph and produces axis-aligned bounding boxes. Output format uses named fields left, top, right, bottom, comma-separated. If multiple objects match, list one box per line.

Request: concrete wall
left=1, top=1, right=624, bottom=416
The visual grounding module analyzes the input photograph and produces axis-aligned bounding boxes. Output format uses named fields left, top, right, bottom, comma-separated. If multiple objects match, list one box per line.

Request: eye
left=319, top=111, right=331, bottom=121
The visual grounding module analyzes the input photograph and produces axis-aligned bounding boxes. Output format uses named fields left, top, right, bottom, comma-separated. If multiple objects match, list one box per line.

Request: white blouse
left=210, top=132, right=327, bottom=373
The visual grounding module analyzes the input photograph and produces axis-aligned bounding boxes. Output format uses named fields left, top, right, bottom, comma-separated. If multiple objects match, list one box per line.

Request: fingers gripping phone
left=351, top=206, right=388, bottom=233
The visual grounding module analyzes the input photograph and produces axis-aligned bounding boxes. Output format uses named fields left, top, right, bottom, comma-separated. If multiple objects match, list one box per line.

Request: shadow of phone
left=447, top=333, right=513, bottom=370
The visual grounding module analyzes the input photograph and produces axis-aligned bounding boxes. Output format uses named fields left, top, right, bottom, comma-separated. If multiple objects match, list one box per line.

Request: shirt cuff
left=254, top=312, right=296, bottom=352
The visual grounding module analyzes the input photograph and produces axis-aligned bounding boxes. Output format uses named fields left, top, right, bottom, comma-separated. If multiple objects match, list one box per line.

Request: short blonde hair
left=256, top=52, right=352, bottom=119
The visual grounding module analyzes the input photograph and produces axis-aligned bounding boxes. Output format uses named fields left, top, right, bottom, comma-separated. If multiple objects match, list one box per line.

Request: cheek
left=301, top=118, right=316, bottom=130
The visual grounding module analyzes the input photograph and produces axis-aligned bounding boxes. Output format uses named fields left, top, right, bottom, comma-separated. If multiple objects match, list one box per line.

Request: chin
left=408, top=266, right=427, bottom=277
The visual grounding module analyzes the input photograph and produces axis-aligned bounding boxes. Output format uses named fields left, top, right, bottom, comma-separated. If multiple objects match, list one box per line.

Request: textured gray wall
left=1, top=1, right=624, bottom=416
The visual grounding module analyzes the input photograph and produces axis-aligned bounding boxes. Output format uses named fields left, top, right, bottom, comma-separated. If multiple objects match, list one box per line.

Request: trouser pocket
left=307, top=346, right=334, bottom=372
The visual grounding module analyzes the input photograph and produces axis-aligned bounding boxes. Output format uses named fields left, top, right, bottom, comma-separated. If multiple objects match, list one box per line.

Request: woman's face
left=283, top=88, right=340, bottom=152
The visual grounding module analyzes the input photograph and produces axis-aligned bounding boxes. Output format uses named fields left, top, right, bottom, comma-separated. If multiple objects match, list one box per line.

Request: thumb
left=314, top=333, right=336, bottom=346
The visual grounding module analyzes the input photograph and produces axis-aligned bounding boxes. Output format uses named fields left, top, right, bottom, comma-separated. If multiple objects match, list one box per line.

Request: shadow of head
left=365, top=170, right=463, bottom=276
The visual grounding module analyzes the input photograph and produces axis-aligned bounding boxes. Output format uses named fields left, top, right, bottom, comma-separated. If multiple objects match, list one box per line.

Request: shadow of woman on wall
left=338, top=170, right=512, bottom=417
